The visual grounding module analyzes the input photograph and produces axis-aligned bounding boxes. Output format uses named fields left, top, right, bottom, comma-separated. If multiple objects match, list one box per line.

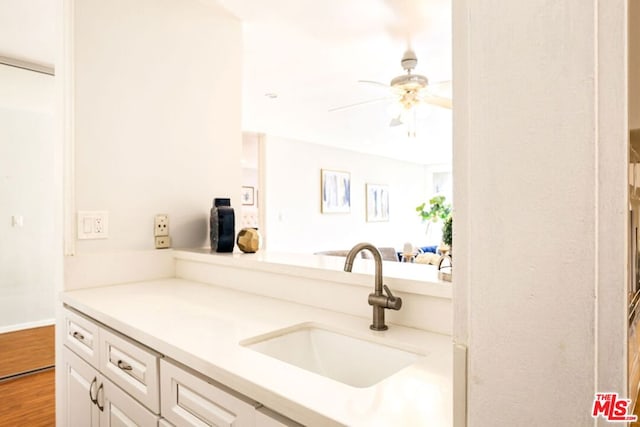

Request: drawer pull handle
left=72, top=331, right=85, bottom=340
left=117, top=360, right=133, bottom=371
left=89, top=377, right=98, bottom=404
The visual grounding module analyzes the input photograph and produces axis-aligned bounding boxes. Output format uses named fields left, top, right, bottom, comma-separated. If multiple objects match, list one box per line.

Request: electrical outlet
left=94, top=216, right=104, bottom=234
left=154, top=214, right=169, bottom=237
left=77, top=211, right=109, bottom=239
left=155, top=236, right=171, bottom=249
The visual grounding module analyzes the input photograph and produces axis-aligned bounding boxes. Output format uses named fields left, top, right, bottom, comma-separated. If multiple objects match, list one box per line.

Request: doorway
left=0, top=61, right=57, bottom=378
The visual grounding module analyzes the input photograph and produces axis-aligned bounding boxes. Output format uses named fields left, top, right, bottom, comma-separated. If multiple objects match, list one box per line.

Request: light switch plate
left=77, top=211, right=109, bottom=239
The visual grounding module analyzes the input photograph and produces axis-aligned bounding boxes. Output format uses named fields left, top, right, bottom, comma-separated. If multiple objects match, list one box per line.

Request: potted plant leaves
left=416, top=195, right=452, bottom=250
left=441, top=215, right=452, bottom=256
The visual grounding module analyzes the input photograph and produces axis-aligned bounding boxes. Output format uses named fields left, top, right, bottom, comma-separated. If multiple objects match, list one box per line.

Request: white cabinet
left=63, top=346, right=160, bottom=427
left=160, top=359, right=257, bottom=427
left=62, top=346, right=100, bottom=427
left=63, top=307, right=101, bottom=367
left=255, top=408, right=303, bottom=427
left=100, top=327, right=160, bottom=413
left=62, top=305, right=306, bottom=427
left=101, top=376, right=160, bottom=426
left=62, top=307, right=161, bottom=426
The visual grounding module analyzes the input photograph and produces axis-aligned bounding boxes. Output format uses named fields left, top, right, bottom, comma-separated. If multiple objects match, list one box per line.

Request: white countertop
left=62, top=278, right=452, bottom=426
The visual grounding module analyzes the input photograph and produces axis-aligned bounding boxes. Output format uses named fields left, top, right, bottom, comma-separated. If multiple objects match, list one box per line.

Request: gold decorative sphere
left=236, top=228, right=261, bottom=253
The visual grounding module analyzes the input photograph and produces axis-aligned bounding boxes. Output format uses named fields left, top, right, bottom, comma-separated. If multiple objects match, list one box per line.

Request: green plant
left=416, top=195, right=452, bottom=223
left=442, top=216, right=453, bottom=246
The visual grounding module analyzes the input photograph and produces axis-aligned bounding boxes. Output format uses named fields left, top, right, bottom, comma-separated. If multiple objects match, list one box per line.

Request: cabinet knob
left=72, top=331, right=85, bottom=341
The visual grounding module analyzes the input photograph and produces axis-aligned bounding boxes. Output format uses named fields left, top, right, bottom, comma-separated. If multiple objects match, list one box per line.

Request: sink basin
left=241, top=323, right=424, bottom=388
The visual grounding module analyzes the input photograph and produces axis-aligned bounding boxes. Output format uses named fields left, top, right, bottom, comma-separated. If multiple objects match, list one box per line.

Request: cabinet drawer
left=100, top=327, right=160, bottom=414
left=101, top=376, right=160, bottom=427
left=256, top=407, right=303, bottom=427
left=160, top=359, right=257, bottom=427
left=63, top=307, right=100, bottom=367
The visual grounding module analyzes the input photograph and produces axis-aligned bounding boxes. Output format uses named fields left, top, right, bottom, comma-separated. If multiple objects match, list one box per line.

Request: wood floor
left=0, top=325, right=55, bottom=379
left=0, top=369, right=55, bottom=426
left=0, top=325, right=56, bottom=426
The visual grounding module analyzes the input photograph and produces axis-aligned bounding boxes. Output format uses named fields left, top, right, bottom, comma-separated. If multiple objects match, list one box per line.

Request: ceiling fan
left=329, top=49, right=451, bottom=133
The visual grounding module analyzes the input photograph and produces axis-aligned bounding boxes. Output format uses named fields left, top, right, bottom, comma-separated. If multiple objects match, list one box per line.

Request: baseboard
left=0, top=318, right=55, bottom=334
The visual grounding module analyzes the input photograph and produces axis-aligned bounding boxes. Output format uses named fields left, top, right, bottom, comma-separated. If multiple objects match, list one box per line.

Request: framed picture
left=241, top=186, right=255, bottom=206
left=366, top=183, right=389, bottom=222
left=321, top=169, right=351, bottom=213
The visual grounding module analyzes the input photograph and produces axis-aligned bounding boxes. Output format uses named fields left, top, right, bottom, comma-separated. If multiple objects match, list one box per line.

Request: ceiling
left=216, top=0, right=452, bottom=165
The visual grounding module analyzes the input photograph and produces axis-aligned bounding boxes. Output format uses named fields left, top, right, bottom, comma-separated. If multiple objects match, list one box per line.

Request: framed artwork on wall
left=241, top=186, right=255, bottom=206
left=366, top=183, right=389, bottom=222
left=321, top=169, right=351, bottom=213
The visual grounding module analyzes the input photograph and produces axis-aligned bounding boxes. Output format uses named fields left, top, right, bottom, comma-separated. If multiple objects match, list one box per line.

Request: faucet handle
left=383, top=284, right=396, bottom=299
left=383, top=285, right=402, bottom=310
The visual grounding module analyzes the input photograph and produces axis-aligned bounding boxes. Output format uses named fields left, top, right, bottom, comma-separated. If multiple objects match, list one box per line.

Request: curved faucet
left=344, top=242, right=402, bottom=331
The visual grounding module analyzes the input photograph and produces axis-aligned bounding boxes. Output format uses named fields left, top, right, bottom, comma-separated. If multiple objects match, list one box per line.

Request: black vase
left=210, top=198, right=235, bottom=252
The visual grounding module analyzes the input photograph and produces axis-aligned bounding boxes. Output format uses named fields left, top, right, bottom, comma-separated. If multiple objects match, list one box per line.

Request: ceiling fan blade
left=421, top=94, right=452, bottom=109
left=429, top=80, right=452, bottom=88
left=358, top=80, right=391, bottom=89
left=328, top=96, right=392, bottom=113
left=389, top=116, right=404, bottom=127
left=424, top=80, right=452, bottom=97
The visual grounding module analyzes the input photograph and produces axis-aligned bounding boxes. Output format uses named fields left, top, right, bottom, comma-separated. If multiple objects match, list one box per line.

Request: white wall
left=0, top=0, right=56, bottom=66
left=0, top=0, right=60, bottom=333
left=262, top=135, right=430, bottom=254
left=0, top=65, right=56, bottom=331
left=425, top=163, right=453, bottom=201
left=72, top=0, right=242, bottom=254
left=453, top=1, right=627, bottom=425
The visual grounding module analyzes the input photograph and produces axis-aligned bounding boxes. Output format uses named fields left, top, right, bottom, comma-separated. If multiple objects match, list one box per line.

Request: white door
left=62, top=347, right=100, bottom=427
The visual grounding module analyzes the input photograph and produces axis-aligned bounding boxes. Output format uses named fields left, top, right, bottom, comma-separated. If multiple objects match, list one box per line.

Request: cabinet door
left=160, top=359, right=256, bottom=427
left=62, top=346, right=100, bottom=427
left=100, top=377, right=160, bottom=427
